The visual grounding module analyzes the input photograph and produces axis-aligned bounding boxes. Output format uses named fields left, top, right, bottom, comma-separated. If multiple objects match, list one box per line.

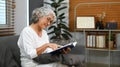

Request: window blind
left=0, top=0, right=15, bottom=36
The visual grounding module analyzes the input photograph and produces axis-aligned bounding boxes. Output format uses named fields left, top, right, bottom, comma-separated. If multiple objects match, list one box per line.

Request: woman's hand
left=46, top=43, right=59, bottom=50
left=45, top=43, right=71, bottom=54
left=61, top=47, right=71, bottom=54
left=36, top=43, right=59, bottom=55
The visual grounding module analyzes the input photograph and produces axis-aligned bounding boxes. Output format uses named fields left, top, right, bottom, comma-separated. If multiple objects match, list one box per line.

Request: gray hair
left=31, top=6, right=56, bottom=23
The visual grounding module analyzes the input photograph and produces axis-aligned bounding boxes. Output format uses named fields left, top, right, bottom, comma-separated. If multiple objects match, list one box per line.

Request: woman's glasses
left=47, top=17, right=53, bottom=25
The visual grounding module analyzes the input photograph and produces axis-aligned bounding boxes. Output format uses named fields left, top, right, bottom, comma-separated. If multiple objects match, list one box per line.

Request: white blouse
left=17, top=26, right=67, bottom=67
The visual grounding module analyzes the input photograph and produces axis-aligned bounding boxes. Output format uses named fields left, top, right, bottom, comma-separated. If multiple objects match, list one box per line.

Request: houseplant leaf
left=58, top=23, right=69, bottom=30
left=61, top=34, right=70, bottom=40
left=58, top=6, right=67, bottom=11
left=48, top=30, right=55, bottom=35
left=58, top=0, right=64, bottom=3
left=51, top=2, right=60, bottom=8
left=48, top=26, right=56, bottom=30
left=59, top=13, right=65, bottom=18
left=50, top=0, right=55, bottom=1
left=58, top=16, right=66, bottom=20
left=63, top=30, right=72, bottom=37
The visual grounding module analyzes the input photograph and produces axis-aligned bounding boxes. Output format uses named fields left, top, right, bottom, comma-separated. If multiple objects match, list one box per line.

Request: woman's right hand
left=46, top=43, right=59, bottom=50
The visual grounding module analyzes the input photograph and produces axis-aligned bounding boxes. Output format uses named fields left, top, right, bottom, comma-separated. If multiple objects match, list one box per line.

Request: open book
left=48, top=42, right=77, bottom=54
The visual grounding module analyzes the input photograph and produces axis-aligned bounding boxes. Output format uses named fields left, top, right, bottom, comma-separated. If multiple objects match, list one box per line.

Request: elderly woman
left=17, top=6, right=83, bottom=67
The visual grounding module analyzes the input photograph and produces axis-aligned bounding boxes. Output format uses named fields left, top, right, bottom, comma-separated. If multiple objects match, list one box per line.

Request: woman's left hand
left=61, top=47, right=71, bottom=54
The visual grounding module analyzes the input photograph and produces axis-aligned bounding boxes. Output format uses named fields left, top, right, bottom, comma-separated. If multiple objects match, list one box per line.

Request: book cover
left=48, top=42, right=77, bottom=54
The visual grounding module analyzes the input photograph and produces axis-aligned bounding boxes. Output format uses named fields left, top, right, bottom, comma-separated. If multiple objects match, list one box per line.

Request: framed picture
left=76, top=16, right=95, bottom=29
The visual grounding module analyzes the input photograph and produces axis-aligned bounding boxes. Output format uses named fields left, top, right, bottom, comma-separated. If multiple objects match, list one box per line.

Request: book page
left=48, top=42, right=77, bottom=54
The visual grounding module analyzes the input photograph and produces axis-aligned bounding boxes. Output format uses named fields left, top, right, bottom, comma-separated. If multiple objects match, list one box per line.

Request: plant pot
left=108, top=41, right=114, bottom=49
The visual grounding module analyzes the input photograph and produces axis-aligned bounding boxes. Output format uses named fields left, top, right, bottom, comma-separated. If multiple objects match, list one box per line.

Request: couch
left=0, top=35, right=85, bottom=67
left=0, top=35, right=21, bottom=67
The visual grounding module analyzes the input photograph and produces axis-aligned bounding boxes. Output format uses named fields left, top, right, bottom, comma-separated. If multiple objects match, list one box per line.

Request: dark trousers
left=33, top=53, right=84, bottom=67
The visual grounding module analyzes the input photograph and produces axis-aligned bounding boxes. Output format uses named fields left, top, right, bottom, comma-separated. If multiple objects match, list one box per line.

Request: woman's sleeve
left=19, top=31, right=38, bottom=59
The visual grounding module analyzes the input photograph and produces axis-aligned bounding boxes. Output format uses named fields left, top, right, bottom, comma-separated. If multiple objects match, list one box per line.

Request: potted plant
left=44, top=0, right=72, bottom=44
left=107, top=34, right=115, bottom=49
left=96, top=12, right=106, bottom=29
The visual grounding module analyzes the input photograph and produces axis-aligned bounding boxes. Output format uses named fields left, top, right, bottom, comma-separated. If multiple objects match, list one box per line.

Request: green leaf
left=63, top=30, right=72, bottom=37
left=58, top=0, right=64, bottom=3
left=58, top=13, right=65, bottom=17
left=54, top=27, right=61, bottom=33
left=50, top=36, right=58, bottom=40
left=51, top=3, right=60, bottom=8
left=48, top=26, right=56, bottom=30
left=58, top=6, right=67, bottom=11
left=62, top=21, right=67, bottom=23
left=58, top=16, right=66, bottom=20
left=48, top=30, right=55, bottom=34
left=50, top=0, right=55, bottom=2
left=61, top=34, right=69, bottom=40
left=58, top=23, right=69, bottom=30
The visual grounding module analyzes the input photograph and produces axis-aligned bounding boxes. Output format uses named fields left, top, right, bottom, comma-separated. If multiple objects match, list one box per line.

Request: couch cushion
left=69, top=45, right=85, bottom=55
left=0, top=35, right=21, bottom=67
left=0, top=41, right=19, bottom=67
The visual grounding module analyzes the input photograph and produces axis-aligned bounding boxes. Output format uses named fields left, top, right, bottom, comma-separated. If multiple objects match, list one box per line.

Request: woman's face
left=37, top=14, right=54, bottom=29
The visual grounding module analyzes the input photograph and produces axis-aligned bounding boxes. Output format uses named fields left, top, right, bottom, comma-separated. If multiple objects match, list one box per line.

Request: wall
left=15, top=0, right=43, bottom=35
left=15, top=0, right=28, bottom=35
left=69, top=0, right=120, bottom=31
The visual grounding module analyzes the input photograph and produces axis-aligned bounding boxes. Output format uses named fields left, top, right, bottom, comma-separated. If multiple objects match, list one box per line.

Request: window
left=0, top=0, right=15, bottom=36
left=0, top=0, right=6, bottom=24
